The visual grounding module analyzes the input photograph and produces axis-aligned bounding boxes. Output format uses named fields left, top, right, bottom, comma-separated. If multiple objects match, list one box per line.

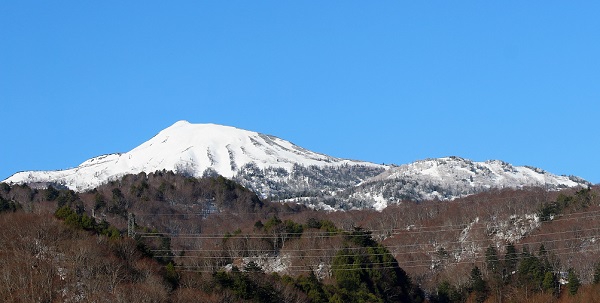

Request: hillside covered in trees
left=1, top=172, right=600, bottom=302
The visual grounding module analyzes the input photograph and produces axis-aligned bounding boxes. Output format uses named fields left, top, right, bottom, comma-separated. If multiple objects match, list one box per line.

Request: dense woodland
left=1, top=172, right=600, bottom=302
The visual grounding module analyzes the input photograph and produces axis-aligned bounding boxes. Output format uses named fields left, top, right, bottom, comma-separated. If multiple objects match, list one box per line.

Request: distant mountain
left=2, top=121, right=590, bottom=210
left=330, top=156, right=590, bottom=210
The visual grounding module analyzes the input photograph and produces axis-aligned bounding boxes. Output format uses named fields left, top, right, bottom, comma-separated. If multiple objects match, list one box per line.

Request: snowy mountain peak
left=3, top=122, right=381, bottom=192
left=130, top=121, right=374, bottom=177
left=172, top=119, right=191, bottom=126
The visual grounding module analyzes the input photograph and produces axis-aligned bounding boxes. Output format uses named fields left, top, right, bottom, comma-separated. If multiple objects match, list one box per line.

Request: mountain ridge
left=337, top=156, right=588, bottom=210
left=2, top=121, right=590, bottom=209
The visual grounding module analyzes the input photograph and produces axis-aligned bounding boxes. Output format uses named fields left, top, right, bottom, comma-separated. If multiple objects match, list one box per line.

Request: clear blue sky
left=1, top=2, right=599, bottom=184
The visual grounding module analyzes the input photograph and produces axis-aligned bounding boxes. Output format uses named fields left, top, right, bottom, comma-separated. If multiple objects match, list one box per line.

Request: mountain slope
left=3, top=121, right=384, bottom=192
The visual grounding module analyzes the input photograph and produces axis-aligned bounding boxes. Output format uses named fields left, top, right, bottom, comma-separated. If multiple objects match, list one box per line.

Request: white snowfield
left=2, top=121, right=381, bottom=192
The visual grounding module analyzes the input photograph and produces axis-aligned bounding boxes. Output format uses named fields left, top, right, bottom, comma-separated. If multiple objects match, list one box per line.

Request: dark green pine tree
left=537, top=244, right=552, bottom=272
left=296, top=271, right=328, bottom=303
left=331, top=228, right=424, bottom=303
left=541, top=271, right=558, bottom=295
left=0, top=196, right=19, bottom=213
left=485, top=245, right=506, bottom=301
left=594, top=262, right=600, bottom=284
left=503, top=243, right=518, bottom=283
left=518, top=247, right=546, bottom=292
left=44, top=185, right=60, bottom=201
left=567, top=268, right=580, bottom=296
left=468, top=266, right=488, bottom=303
left=485, top=245, right=500, bottom=276
left=433, top=281, right=462, bottom=303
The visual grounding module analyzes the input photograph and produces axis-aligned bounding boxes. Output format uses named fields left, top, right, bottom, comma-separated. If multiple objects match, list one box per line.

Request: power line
left=136, top=217, right=600, bottom=241
left=162, top=243, right=600, bottom=275
left=129, top=191, right=558, bottom=218
left=134, top=189, right=599, bottom=272
left=151, top=237, right=600, bottom=260
left=149, top=231, right=600, bottom=268
left=171, top=245, right=600, bottom=274
left=147, top=223, right=600, bottom=249
left=134, top=206, right=600, bottom=239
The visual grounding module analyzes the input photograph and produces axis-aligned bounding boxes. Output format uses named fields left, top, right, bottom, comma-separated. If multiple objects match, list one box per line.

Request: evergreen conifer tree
left=468, top=266, right=488, bottom=303
left=567, top=268, right=580, bottom=296
left=503, top=243, right=518, bottom=283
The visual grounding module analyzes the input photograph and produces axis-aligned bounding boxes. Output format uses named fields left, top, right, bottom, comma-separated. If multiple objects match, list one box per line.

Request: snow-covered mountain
left=331, top=157, right=589, bottom=210
left=3, top=121, right=384, bottom=192
left=2, top=121, right=590, bottom=210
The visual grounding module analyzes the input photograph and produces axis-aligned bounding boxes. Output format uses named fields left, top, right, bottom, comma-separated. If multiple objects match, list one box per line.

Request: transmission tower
left=127, top=213, right=136, bottom=238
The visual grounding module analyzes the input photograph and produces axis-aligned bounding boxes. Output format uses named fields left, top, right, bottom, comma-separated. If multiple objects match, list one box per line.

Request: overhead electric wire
left=133, top=189, right=599, bottom=272
left=148, top=231, right=600, bottom=274
left=137, top=219, right=600, bottom=241
left=131, top=191, right=562, bottom=218
left=135, top=206, right=600, bottom=240
left=146, top=223, right=600, bottom=252
left=171, top=245, right=600, bottom=274
left=151, top=237, right=600, bottom=260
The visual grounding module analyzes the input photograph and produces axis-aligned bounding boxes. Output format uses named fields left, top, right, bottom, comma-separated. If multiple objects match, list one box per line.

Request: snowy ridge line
left=2, top=121, right=589, bottom=209
left=357, top=157, right=584, bottom=195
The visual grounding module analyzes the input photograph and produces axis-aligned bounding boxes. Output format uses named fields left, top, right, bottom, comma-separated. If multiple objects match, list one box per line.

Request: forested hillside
left=1, top=173, right=599, bottom=302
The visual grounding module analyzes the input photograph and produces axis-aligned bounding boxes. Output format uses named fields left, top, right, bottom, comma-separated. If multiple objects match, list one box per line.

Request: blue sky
left=1, top=2, right=599, bottom=183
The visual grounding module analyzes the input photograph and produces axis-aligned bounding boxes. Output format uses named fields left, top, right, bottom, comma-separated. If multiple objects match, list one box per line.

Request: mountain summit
left=3, top=121, right=382, bottom=192
left=2, top=121, right=589, bottom=209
